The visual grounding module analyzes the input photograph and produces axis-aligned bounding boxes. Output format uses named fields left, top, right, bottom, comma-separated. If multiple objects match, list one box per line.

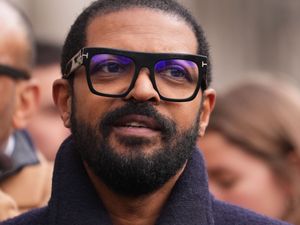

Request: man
left=0, top=0, right=52, bottom=221
left=2, top=0, right=290, bottom=224
left=27, top=42, right=70, bottom=161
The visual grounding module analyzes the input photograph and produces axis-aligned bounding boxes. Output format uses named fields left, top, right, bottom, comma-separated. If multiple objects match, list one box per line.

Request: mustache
left=99, top=101, right=177, bottom=138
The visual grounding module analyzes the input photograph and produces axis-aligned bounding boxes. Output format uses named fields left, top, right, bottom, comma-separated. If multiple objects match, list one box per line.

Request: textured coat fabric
left=0, top=131, right=53, bottom=221
left=1, top=137, right=291, bottom=225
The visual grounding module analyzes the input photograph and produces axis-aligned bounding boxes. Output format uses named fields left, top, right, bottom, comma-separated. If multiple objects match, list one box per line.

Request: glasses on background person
left=0, top=65, right=30, bottom=80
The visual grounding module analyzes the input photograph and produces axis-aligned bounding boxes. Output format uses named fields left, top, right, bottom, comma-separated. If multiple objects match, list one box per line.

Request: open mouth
left=113, top=114, right=161, bottom=136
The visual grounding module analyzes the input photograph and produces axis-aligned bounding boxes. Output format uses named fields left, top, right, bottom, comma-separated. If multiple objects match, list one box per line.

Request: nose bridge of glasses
left=133, top=66, right=155, bottom=89
left=131, top=53, right=157, bottom=90
left=124, top=65, right=161, bottom=102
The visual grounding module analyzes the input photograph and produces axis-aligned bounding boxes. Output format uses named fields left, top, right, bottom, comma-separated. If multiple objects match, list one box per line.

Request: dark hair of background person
left=60, top=0, right=212, bottom=87
left=35, top=42, right=62, bottom=66
left=207, top=79, right=300, bottom=224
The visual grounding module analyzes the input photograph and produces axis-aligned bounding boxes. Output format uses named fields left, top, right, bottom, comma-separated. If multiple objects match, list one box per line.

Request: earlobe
left=198, top=89, right=216, bottom=137
left=53, top=79, right=72, bottom=128
left=12, top=80, right=40, bottom=129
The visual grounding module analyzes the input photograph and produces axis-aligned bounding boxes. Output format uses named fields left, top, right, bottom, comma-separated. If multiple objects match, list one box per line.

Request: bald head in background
left=0, top=0, right=35, bottom=70
left=0, top=0, right=37, bottom=153
left=0, top=1, right=52, bottom=221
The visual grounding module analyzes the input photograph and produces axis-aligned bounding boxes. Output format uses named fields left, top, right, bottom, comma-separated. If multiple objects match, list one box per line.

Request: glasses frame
left=0, top=64, right=30, bottom=80
left=63, top=47, right=208, bottom=102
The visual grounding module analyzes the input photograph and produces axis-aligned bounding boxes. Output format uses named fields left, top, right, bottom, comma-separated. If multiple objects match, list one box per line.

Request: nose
left=124, top=68, right=160, bottom=103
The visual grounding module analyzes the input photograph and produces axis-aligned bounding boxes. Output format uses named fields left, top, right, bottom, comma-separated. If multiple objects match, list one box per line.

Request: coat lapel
left=156, top=149, right=214, bottom=225
left=48, top=137, right=112, bottom=225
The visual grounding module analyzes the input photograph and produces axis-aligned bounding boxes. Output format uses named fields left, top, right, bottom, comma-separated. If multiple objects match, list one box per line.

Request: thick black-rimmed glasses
left=0, top=64, right=30, bottom=80
left=63, top=47, right=208, bottom=102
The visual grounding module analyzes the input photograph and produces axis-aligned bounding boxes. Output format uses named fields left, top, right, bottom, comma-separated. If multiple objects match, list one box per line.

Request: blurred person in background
left=0, top=0, right=52, bottom=221
left=198, top=78, right=300, bottom=225
left=1, top=0, right=290, bottom=224
left=27, top=42, right=70, bottom=161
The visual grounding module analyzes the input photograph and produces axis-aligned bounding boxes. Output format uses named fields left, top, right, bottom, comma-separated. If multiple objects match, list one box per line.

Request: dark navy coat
left=1, top=137, right=290, bottom=225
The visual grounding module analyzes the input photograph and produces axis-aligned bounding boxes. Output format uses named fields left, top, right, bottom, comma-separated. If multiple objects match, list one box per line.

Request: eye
left=90, top=54, right=134, bottom=77
left=91, top=60, right=127, bottom=75
left=211, top=174, right=239, bottom=190
left=155, top=60, right=196, bottom=83
left=164, top=65, right=189, bottom=79
left=216, top=178, right=237, bottom=190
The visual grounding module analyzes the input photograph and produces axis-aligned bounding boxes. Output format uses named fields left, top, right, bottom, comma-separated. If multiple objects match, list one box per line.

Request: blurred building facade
left=11, top=0, right=300, bottom=90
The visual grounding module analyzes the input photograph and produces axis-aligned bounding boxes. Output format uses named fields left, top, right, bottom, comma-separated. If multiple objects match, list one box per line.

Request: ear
left=198, top=88, right=216, bottom=137
left=12, top=79, right=40, bottom=129
left=53, top=79, right=72, bottom=128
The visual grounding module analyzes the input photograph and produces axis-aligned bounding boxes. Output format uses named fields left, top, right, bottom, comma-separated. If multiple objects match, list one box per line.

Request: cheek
left=0, top=108, right=13, bottom=144
left=165, top=100, right=201, bottom=130
left=73, top=91, right=121, bottom=128
left=0, top=84, right=16, bottom=143
left=72, top=80, right=100, bottom=125
left=225, top=168, right=289, bottom=218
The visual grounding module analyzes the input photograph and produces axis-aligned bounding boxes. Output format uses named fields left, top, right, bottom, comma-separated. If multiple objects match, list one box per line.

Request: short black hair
left=36, top=41, right=62, bottom=66
left=61, top=0, right=212, bottom=86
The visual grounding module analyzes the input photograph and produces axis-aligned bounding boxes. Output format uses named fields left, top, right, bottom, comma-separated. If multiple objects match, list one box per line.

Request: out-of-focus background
left=11, top=0, right=300, bottom=91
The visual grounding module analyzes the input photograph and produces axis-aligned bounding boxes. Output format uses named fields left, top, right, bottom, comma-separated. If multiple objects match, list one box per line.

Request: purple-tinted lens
left=154, top=59, right=199, bottom=99
left=90, top=54, right=134, bottom=76
left=88, top=54, right=135, bottom=95
left=155, top=59, right=198, bottom=83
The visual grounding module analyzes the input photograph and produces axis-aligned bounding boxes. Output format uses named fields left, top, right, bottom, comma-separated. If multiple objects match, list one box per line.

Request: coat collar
left=0, top=131, right=39, bottom=181
left=48, top=137, right=214, bottom=225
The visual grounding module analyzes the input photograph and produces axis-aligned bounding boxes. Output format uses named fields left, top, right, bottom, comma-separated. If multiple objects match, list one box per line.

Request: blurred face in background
left=27, top=64, right=70, bottom=161
left=199, top=131, right=290, bottom=219
left=0, top=1, right=32, bottom=150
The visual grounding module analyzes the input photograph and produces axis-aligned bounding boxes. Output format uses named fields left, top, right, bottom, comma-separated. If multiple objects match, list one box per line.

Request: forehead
left=86, top=7, right=198, bottom=54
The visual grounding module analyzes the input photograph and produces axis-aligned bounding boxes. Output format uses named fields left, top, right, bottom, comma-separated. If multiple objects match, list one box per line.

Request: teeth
left=125, top=122, right=146, bottom=128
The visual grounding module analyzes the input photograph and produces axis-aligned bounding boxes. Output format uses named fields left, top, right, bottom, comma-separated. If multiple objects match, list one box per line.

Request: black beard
left=71, top=100, right=200, bottom=197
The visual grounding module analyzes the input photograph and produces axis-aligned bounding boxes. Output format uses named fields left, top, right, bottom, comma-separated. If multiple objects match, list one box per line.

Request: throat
left=83, top=161, right=187, bottom=225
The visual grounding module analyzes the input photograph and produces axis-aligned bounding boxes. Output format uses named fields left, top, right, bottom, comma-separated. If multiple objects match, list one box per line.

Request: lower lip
left=112, top=126, right=160, bottom=137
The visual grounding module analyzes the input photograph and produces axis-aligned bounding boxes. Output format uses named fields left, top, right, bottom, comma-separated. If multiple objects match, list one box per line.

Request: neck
left=84, top=162, right=186, bottom=225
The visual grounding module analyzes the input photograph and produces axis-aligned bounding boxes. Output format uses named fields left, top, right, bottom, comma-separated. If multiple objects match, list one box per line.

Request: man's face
left=56, top=8, right=215, bottom=196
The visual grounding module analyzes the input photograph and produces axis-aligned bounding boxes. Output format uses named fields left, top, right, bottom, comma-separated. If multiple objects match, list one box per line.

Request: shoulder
left=212, top=198, right=291, bottom=225
left=0, top=207, right=47, bottom=225
left=0, top=190, right=19, bottom=221
left=0, top=153, right=53, bottom=211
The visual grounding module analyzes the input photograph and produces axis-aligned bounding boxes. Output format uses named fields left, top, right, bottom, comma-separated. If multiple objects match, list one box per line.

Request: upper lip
left=114, top=114, right=161, bottom=130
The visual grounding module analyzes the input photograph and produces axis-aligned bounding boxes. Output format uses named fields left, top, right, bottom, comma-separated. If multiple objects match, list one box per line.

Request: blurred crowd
left=0, top=0, right=300, bottom=224
left=0, top=0, right=68, bottom=221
